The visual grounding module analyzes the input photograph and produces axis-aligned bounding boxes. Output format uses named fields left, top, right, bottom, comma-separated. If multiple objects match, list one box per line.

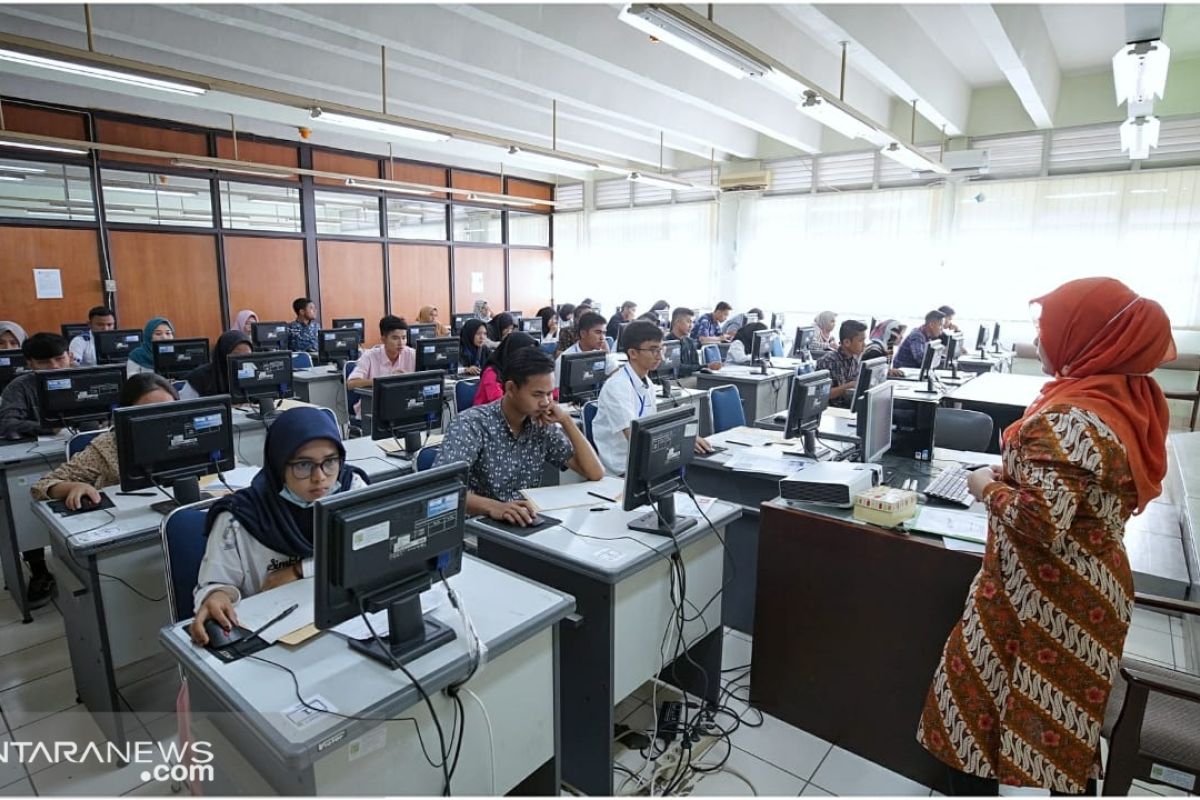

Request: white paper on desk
left=331, top=588, right=446, bottom=641
left=723, top=449, right=805, bottom=476
left=521, top=476, right=625, bottom=511
left=943, top=537, right=987, bottom=555
left=911, top=507, right=988, bottom=544
left=712, top=427, right=782, bottom=448
left=674, top=493, right=718, bottom=518
left=234, top=578, right=314, bottom=644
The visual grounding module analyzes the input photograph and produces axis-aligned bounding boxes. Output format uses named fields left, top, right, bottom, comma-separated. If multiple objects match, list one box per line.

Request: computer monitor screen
left=792, top=326, right=816, bottom=357
left=519, top=318, right=542, bottom=335
left=114, top=395, right=234, bottom=512
left=227, top=351, right=293, bottom=419
left=250, top=321, right=288, bottom=351
left=504, top=311, right=524, bottom=329
left=655, top=309, right=669, bottom=328
left=415, top=337, right=460, bottom=374
left=36, top=365, right=125, bottom=428
left=701, top=344, right=721, bottom=366
left=752, top=329, right=780, bottom=365
left=313, top=463, right=467, bottom=668
left=623, top=405, right=699, bottom=536
left=784, top=370, right=832, bottom=439
left=559, top=350, right=609, bottom=404
left=942, top=332, right=964, bottom=365
left=332, top=318, right=365, bottom=333
left=450, top=313, right=476, bottom=334
left=371, top=371, right=445, bottom=452
left=317, top=329, right=361, bottom=366
left=770, top=313, right=781, bottom=332
left=0, top=350, right=28, bottom=393
left=992, top=322, right=1001, bottom=348
left=95, top=329, right=142, bottom=364
left=406, top=324, right=437, bottom=343
left=975, top=324, right=989, bottom=352
left=855, top=382, right=894, bottom=463
left=919, top=341, right=945, bottom=381
left=61, top=323, right=90, bottom=342
left=848, top=356, right=889, bottom=413
left=152, top=338, right=210, bottom=380
left=616, top=321, right=632, bottom=350
left=656, top=340, right=681, bottom=381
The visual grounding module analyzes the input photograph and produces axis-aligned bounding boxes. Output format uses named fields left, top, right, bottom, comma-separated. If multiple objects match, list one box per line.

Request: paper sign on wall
left=470, top=271, right=484, bottom=293
left=34, top=268, right=63, bottom=299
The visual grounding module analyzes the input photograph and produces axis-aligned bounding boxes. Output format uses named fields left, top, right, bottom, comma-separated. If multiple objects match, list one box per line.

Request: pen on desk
left=587, top=490, right=617, bottom=503
left=116, top=491, right=156, bottom=497
left=725, top=440, right=753, bottom=447
left=246, top=603, right=300, bottom=640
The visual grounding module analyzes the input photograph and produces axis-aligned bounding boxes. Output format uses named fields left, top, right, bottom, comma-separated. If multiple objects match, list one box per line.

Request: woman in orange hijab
left=416, top=305, right=449, bottom=337
left=918, top=277, right=1176, bottom=796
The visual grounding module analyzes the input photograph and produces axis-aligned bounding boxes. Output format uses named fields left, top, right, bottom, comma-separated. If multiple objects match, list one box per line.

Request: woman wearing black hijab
left=181, top=329, right=253, bottom=400
left=189, top=407, right=368, bottom=644
left=459, top=318, right=490, bottom=376
left=727, top=321, right=767, bottom=364
left=486, top=312, right=516, bottom=346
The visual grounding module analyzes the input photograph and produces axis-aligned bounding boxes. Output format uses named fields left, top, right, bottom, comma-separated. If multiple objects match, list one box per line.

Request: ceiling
left=0, top=3, right=1195, bottom=181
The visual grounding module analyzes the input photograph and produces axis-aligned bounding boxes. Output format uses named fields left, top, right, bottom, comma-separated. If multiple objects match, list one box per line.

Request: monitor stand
left=628, top=492, right=698, bottom=537
left=245, top=396, right=279, bottom=422
left=150, top=475, right=215, bottom=515
left=351, top=582, right=456, bottom=669
left=386, top=431, right=424, bottom=460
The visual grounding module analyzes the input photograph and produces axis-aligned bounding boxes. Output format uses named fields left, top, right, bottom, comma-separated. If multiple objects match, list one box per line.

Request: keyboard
left=923, top=466, right=973, bottom=507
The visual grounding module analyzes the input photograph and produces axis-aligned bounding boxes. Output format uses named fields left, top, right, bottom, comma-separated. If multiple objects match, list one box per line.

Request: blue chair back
left=770, top=337, right=784, bottom=358
left=66, top=429, right=107, bottom=460
left=160, top=499, right=219, bottom=623
left=539, top=341, right=557, bottom=356
left=291, top=351, right=313, bottom=370
left=710, top=385, right=746, bottom=433
left=455, top=379, right=479, bottom=412
left=605, top=336, right=616, bottom=352
left=415, top=445, right=441, bottom=472
left=582, top=400, right=599, bottom=448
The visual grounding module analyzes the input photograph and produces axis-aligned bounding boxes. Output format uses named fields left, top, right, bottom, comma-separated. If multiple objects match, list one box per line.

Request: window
left=452, top=205, right=501, bottom=243
left=508, top=210, right=550, bottom=246
left=314, top=190, right=380, bottom=237
left=386, top=199, right=447, bottom=240
left=220, top=181, right=301, bottom=232
left=555, top=183, right=584, bottom=212
left=0, top=158, right=95, bottom=221
left=101, top=169, right=212, bottom=227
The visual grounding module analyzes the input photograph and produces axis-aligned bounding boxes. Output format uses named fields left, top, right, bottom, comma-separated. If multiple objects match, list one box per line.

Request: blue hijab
left=129, top=317, right=173, bottom=368
left=205, top=407, right=367, bottom=558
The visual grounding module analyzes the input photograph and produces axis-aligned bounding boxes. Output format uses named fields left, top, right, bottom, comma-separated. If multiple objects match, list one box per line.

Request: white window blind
left=633, top=180, right=671, bottom=206
left=764, top=157, right=813, bottom=195
left=815, top=151, right=876, bottom=191
left=1048, top=125, right=1127, bottom=174
left=674, top=169, right=718, bottom=203
left=1144, top=116, right=1200, bottom=168
left=595, top=178, right=630, bottom=209
left=969, top=132, right=1045, bottom=178
left=554, top=182, right=584, bottom=212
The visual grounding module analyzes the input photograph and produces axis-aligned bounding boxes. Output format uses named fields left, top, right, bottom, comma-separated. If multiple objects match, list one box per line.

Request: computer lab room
left=0, top=1, right=1198, bottom=798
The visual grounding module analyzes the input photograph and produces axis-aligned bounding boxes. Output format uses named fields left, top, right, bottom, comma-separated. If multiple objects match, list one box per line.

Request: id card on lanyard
left=624, top=365, right=648, bottom=418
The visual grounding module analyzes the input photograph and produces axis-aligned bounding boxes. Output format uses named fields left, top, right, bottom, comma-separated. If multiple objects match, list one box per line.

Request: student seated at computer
left=416, top=305, right=449, bottom=337
left=189, top=407, right=369, bottom=645
left=815, top=320, right=868, bottom=408
left=536, top=306, right=559, bottom=344
left=234, top=309, right=258, bottom=337
left=459, top=319, right=490, bottom=376
left=813, top=311, right=838, bottom=350
left=721, top=307, right=764, bottom=339
left=180, top=330, right=252, bottom=400
left=68, top=305, right=117, bottom=367
left=593, top=321, right=712, bottom=475
left=638, top=300, right=670, bottom=326
left=473, top=299, right=494, bottom=323
left=555, top=300, right=593, bottom=356
left=288, top=297, right=320, bottom=353
left=556, top=303, right=577, bottom=332
left=606, top=301, right=638, bottom=341
left=434, top=347, right=603, bottom=527
left=485, top=312, right=516, bottom=348
left=863, top=319, right=907, bottom=378
left=666, top=308, right=720, bottom=376
left=725, top=322, right=767, bottom=364
left=0, top=321, right=26, bottom=351
left=345, top=316, right=415, bottom=415
left=126, top=317, right=175, bottom=377
left=937, top=305, right=959, bottom=333
left=473, top=332, right=539, bottom=407
left=30, top=374, right=179, bottom=512
left=893, top=309, right=947, bottom=370
left=554, top=311, right=608, bottom=389
left=690, top=301, right=733, bottom=345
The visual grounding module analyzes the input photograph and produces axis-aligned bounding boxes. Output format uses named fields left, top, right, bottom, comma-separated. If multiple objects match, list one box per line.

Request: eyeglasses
left=633, top=347, right=664, bottom=356
left=286, top=456, right=343, bottom=480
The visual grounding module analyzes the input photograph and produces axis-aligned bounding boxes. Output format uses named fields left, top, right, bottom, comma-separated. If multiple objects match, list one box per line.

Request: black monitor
left=61, top=323, right=90, bottom=342
left=0, top=349, right=28, bottom=393
left=250, top=321, right=288, bottom=351
left=655, top=309, right=670, bottom=329
left=559, top=350, right=609, bottom=404
left=654, top=340, right=682, bottom=398
left=519, top=318, right=542, bottom=335
left=616, top=321, right=632, bottom=349
left=407, top=323, right=437, bottom=343
left=227, top=351, right=294, bottom=421
left=918, top=340, right=946, bottom=383
left=415, top=337, right=460, bottom=375
left=855, top=382, right=894, bottom=464
left=770, top=312, right=782, bottom=332
left=35, top=365, right=124, bottom=429
left=943, top=332, right=964, bottom=378
left=371, top=371, right=445, bottom=455
left=623, top=405, right=699, bottom=537
left=332, top=318, right=365, bottom=333
left=975, top=324, right=989, bottom=355
left=95, top=329, right=142, bottom=365
left=783, top=369, right=832, bottom=459
left=992, top=322, right=1002, bottom=353
left=450, top=313, right=476, bottom=334
left=314, top=463, right=467, bottom=668
left=791, top=326, right=816, bottom=357
left=504, top=311, right=524, bottom=329
left=152, top=338, right=209, bottom=380
left=848, top=356, right=889, bottom=414
left=317, top=328, right=361, bottom=373
left=114, top=395, right=234, bottom=515
left=751, top=329, right=780, bottom=374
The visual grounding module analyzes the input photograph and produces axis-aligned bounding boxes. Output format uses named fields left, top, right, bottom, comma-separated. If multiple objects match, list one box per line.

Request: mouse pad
left=182, top=624, right=272, bottom=663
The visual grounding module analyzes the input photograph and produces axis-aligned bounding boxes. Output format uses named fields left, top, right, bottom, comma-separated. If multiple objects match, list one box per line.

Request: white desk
left=159, top=557, right=572, bottom=795
left=293, top=368, right=349, bottom=428
left=0, top=435, right=67, bottom=621
left=694, top=365, right=793, bottom=426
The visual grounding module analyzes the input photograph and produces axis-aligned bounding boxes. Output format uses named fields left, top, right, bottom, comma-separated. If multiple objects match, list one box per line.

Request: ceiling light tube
left=1112, top=40, right=1170, bottom=108
left=0, top=175, right=24, bottom=182
left=0, top=138, right=87, bottom=155
left=0, top=45, right=208, bottom=96
left=310, top=107, right=451, bottom=143
left=506, top=146, right=600, bottom=171
left=465, top=192, right=538, bottom=208
left=344, top=178, right=434, bottom=196
left=172, top=159, right=293, bottom=179
left=628, top=171, right=694, bottom=190
left=762, top=68, right=811, bottom=100
left=880, top=142, right=950, bottom=174
left=618, top=4, right=770, bottom=79
left=0, top=164, right=46, bottom=174
left=103, top=185, right=200, bottom=198
left=1120, top=115, right=1160, bottom=160
left=798, top=91, right=892, bottom=146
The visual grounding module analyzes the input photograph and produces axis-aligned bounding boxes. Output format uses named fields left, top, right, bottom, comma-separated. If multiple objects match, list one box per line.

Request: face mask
left=279, top=480, right=342, bottom=509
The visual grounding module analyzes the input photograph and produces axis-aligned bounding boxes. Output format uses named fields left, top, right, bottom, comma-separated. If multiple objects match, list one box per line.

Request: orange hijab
left=1005, top=277, right=1176, bottom=513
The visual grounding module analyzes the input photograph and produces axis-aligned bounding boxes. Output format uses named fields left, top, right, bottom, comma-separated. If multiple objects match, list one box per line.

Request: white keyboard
left=924, top=466, right=973, bottom=507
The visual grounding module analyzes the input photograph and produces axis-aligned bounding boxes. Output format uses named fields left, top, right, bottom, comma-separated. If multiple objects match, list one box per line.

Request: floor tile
left=722, top=632, right=753, bottom=672
left=724, top=626, right=752, bottom=644
left=0, top=638, right=71, bottom=693
left=0, top=733, right=29, bottom=792
left=0, top=778, right=33, bottom=796
left=728, top=710, right=833, bottom=782
left=31, top=752, right=151, bottom=797
left=117, top=670, right=180, bottom=726
left=1124, top=625, right=1177, bottom=666
left=690, top=744, right=807, bottom=796
left=809, top=745, right=931, bottom=796
left=0, top=611, right=64, bottom=659
left=0, top=668, right=77, bottom=731
left=801, top=783, right=835, bottom=796
left=15, top=707, right=109, bottom=776
left=121, top=779, right=180, bottom=796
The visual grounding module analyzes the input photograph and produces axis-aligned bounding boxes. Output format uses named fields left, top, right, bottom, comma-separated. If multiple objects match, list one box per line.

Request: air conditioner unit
left=920, top=149, right=989, bottom=175
left=719, top=170, right=771, bottom=192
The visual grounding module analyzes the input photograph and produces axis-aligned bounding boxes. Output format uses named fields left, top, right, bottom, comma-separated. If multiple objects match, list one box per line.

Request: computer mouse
left=526, top=514, right=545, bottom=527
left=203, top=618, right=246, bottom=649
left=78, top=495, right=98, bottom=510
left=697, top=368, right=714, bottom=374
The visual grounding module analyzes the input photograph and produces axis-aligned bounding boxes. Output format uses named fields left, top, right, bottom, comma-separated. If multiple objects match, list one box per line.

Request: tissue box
left=853, top=486, right=918, bottom=527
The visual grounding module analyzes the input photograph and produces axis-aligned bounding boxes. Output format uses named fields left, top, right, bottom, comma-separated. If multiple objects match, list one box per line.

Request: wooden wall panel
left=387, top=162, right=447, bottom=187
left=96, top=119, right=208, bottom=167
left=109, top=232, right=223, bottom=340
left=2, top=104, right=88, bottom=141
left=508, top=249, right=553, bottom=317
left=317, top=241, right=386, bottom=328
left=389, top=244, right=450, bottom=323
left=452, top=247, right=505, bottom=314
left=451, top=170, right=501, bottom=195
left=313, top=150, right=380, bottom=186
left=506, top=178, right=554, bottom=212
left=224, top=237, right=308, bottom=326
left=216, top=137, right=300, bottom=178
left=0, top=227, right=103, bottom=335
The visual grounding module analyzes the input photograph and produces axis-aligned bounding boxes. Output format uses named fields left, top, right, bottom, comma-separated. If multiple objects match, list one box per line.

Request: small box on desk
left=853, top=486, right=918, bottom=528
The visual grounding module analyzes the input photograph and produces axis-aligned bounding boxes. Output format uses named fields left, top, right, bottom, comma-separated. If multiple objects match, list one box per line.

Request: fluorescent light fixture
left=1120, top=115, right=1160, bottom=160
left=1129, top=188, right=1168, bottom=195
left=798, top=91, right=891, bottom=145
left=23, top=210, right=73, bottom=218
left=1112, top=40, right=1170, bottom=108
left=0, top=138, right=87, bottom=155
left=103, top=185, right=200, bottom=198
left=310, top=107, right=450, bottom=143
left=344, top=178, right=434, bottom=196
left=506, top=145, right=600, bottom=171
left=628, top=171, right=694, bottom=190
left=618, top=4, right=769, bottom=80
left=0, top=45, right=209, bottom=96
left=0, top=175, right=24, bottom=182
left=762, top=68, right=811, bottom=99
left=465, top=192, right=538, bottom=208
left=172, top=159, right=294, bottom=179
left=1044, top=191, right=1119, bottom=201
left=880, top=142, right=950, bottom=174
left=0, top=164, right=46, bottom=174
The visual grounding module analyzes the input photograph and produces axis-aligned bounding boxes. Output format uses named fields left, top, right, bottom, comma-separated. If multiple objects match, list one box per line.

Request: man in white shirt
left=69, top=306, right=116, bottom=366
left=554, top=310, right=609, bottom=390
left=592, top=321, right=712, bottom=475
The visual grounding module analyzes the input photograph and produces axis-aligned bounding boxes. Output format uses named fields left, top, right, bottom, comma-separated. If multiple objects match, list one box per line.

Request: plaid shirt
left=815, top=348, right=861, bottom=408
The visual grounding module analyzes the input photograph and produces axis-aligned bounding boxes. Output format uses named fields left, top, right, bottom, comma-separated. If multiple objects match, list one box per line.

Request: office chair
left=291, top=351, right=314, bottom=370
left=582, top=401, right=599, bottom=448
left=455, top=378, right=479, bottom=412
left=66, top=428, right=108, bottom=460
left=160, top=499, right=220, bottom=624
left=709, top=385, right=746, bottom=433
left=343, top=360, right=365, bottom=434
left=933, top=408, right=994, bottom=452
left=415, top=445, right=441, bottom=472
left=539, top=341, right=557, bottom=356
left=172, top=380, right=186, bottom=394
left=605, top=336, right=616, bottom=352
left=1160, top=353, right=1200, bottom=431
left=770, top=337, right=784, bottom=358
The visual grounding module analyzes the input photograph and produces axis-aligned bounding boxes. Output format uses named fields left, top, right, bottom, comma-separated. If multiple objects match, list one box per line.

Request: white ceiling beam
left=961, top=4, right=1060, bottom=129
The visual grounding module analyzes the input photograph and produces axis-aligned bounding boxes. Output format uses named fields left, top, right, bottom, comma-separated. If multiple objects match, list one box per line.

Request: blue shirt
left=691, top=313, right=722, bottom=342
left=893, top=327, right=932, bottom=370
left=287, top=320, right=320, bottom=353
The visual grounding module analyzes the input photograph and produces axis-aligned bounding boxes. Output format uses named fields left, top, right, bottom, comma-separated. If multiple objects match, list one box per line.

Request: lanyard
left=624, top=365, right=647, bottom=417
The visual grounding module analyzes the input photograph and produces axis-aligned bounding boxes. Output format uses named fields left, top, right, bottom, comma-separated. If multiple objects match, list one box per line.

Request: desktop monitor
left=114, top=395, right=234, bottom=514
left=152, top=338, right=210, bottom=380
left=918, top=340, right=946, bottom=382
left=36, top=365, right=125, bottom=429
left=450, top=313, right=476, bottom=334
left=415, top=337, right=461, bottom=375
left=332, top=318, right=365, bottom=333
left=943, top=331, right=964, bottom=377
left=623, top=405, right=699, bottom=537
left=313, top=463, right=467, bottom=668
left=616, top=321, right=632, bottom=350
left=745, top=312, right=760, bottom=324
left=783, top=369, right=832, bottom=459
left=519, top=318, right=542, bottom=335
left=61, top=323, right=90, bottom=343
left=655, top=309, right=670, bottom=329
left=227, top=351, right=294, bottom=421
left=654, top=340, right=682, bottom=398
left=992, top=322, right=1002, bottom=352
left=370, top=371, right=445, bottom=455
left=317, top=329, right=361, bottom=372
left=975, top=324, right=989, bottom=354
left=701, top=344, right=721, bottom=366
left=95, top=329, right=142, bottom=365
left=504, top=311, right=524, bottom=329
left=848, top=356, right=889, bottom=414
left=751, top=329, right=780, bottom=373
left=250, top=321, right=288, bottom=351
left=791, top=326, right=816, bottom=357
left=0, top=350, right=28, bottom=393
left=855, top=382, right=894, bottom=464
left=769, top=313, right=782, bottom=332
left=559, top=350, right=609, bottom=404
left=407, top=323, right=437, bottom=343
